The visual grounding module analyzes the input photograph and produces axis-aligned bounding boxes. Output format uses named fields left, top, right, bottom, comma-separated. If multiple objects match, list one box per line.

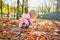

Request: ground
left=0, top=18, right=60, bottom=40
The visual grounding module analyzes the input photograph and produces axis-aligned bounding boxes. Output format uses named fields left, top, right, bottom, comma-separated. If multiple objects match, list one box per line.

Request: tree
left=0, top=0, right=2, bottom=17
left=25, top=0, right=28, bottom=13
left=16, top=0, right=20, bottom=20
left=56, top=0, right=60, bottom=10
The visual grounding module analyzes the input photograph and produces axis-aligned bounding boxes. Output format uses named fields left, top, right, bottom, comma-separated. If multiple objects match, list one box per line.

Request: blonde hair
left=29, top=10, right=37, bottom=18
left=29, top=10, right=36, bottom=14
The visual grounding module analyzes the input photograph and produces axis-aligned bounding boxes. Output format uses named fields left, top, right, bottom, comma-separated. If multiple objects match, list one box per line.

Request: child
left=19, top=10, right=36, bottom=32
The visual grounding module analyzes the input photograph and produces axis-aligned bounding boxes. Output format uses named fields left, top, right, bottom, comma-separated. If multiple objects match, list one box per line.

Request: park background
left=0, top=0, right=60, bottom=20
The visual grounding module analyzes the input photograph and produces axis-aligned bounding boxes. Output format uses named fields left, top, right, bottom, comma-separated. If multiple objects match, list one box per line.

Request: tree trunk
left=17, top=0, right=20, bottom=20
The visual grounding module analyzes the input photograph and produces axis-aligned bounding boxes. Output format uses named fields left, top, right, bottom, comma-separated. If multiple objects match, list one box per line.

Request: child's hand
left=33, top=26, right=36, bottom=29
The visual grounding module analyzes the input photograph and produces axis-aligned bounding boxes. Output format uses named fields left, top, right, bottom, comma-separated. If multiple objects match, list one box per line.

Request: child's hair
left=29, top=10, right=36, bottom=14
left=29, top=10, right=37, bottom=18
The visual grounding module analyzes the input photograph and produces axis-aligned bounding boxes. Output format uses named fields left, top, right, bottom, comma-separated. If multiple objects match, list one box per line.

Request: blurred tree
left=57, top=0, right=60, bottom=10
left=0, top=0, right=1, bottom=14
left=0, top=0, right=2, bottom=17
left=16, top=0, right=20, bottom=20
left=25, top=0, right=28, bottom=13
left=0, top=0, right=9, bottom=14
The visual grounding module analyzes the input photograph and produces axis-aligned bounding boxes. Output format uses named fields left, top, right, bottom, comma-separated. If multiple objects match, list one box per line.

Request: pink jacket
left=19, top=13, right=34, bottom=27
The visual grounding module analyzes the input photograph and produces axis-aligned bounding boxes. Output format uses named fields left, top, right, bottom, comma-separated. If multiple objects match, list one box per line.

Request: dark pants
left=21, top=21, right=30, bottom=29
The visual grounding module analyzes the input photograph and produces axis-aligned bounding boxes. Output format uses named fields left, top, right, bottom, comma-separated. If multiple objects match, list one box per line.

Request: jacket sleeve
left=19, top=20, right=23, bottom=27
left=23, top=19, right=29, bottom=25
left=19, top=19, right=29, bottom=27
